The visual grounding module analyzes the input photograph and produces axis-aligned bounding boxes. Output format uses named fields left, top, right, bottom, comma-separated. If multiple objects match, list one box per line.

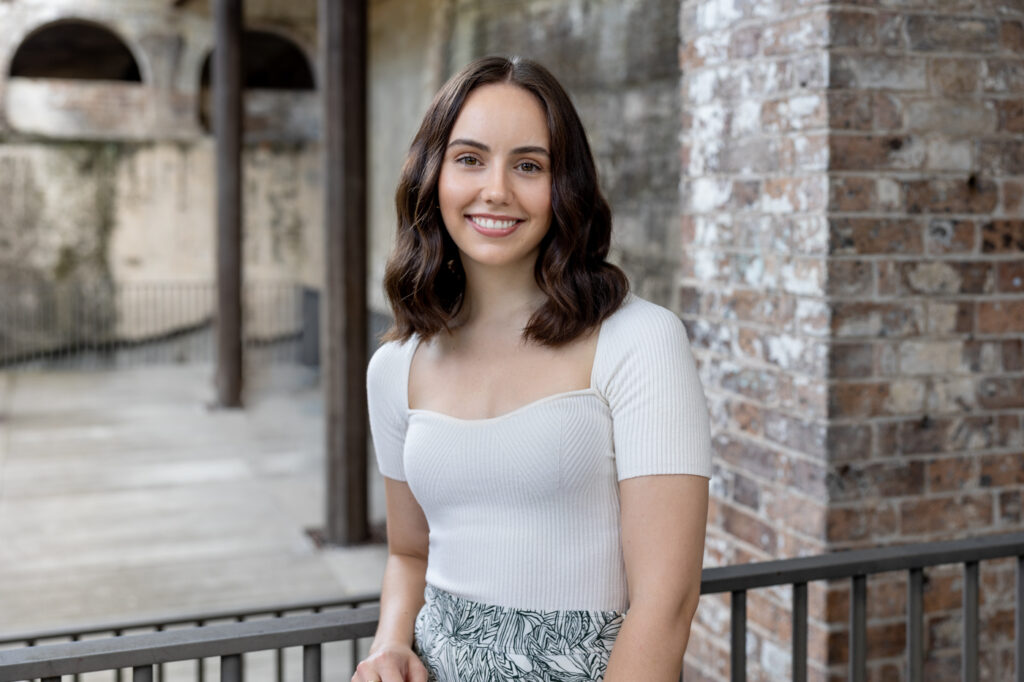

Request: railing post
left=731, top=590, right=746, bottom=682
left=792, top=582, right=807, bottom=682
left=303, top=643, right=322, bottom=682
left=964, top=560, right=979, bottom=682
left=1016, top=555, right=1023, bottom=682
left=850, top=575, right=866, bottom=682
left=221, top=653, right=243, bottom=682
left=133, top=665, right=153, bottom=682
left=908, top=568, right=924, bottom=682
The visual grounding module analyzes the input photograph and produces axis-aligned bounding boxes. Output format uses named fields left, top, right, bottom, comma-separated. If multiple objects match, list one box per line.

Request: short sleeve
left=594, top=297, right=713, bottom=481
left=366, top=339, right=415, bottom=481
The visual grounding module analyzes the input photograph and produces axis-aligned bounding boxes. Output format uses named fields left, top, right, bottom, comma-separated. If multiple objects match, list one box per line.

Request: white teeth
left=473, top=216, right=519, bottom=229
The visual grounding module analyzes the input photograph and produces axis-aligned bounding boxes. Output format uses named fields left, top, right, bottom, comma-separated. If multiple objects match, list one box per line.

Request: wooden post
left=321, top=0, right=369, bottom=544
left=214, top=0, right=243, bottom=408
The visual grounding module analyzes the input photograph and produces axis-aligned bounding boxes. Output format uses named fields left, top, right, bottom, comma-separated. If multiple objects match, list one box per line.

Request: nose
left=482, top=167, right=511, bottom=204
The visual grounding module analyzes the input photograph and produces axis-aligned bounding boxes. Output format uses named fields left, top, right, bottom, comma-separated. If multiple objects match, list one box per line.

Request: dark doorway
left=9, top=20, right=142, bottom=82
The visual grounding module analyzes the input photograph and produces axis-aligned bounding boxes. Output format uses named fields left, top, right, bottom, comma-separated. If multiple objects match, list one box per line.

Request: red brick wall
left=681, top=0, right=1024, bottom=680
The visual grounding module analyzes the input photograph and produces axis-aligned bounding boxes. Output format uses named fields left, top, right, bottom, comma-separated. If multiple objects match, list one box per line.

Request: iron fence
left=0, top=280, right=317, bottom=369
left=1, top=532, right=1022, bottom=682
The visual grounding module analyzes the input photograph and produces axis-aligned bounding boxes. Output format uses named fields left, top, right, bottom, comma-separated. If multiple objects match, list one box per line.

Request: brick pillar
left=679, top=0, right=832, bottom=679
left=680, top=1, right=1024, bottom=681
left=825, top=4, right=1023, bottom=681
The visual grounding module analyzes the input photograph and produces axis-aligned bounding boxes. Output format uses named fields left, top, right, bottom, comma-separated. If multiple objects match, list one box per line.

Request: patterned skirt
left=413, top=585, right=624, bottom=682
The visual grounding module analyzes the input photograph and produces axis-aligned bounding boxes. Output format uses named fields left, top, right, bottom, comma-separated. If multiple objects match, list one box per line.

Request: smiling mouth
left=469, top=215, right=522, bottom=230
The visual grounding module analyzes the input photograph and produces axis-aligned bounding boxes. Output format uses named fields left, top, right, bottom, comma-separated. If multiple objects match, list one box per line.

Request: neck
left=459, top=258, right=545, bottom=329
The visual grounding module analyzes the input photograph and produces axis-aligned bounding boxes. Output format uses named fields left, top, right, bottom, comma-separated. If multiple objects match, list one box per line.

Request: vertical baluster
left=196, top=619, right=206, bottom=682
left=73, top=633, right=81, bottom=682
left=963, top=560, right=979, bottom=682
left=133, top=665, right=153, bottom=682
left=155, top=624, right=165, bottom=682
left=731, top=590, right=746, bottom=682
left=275, top=611, right=285, bottom=682
left=792, top=582, right=807, bottom=682
left=850, top=575, right=866, bottom=682
left=42, top=677, right=60, bottom=682
left=908, top=568, right=924, bottom=682
left=303, top=644, right=322, bottom=682
left=114, top=629, right=125, bottom=682
left=221, top=654, right=243, bottom=682
left=1017, top=555, right=1023, bottom=682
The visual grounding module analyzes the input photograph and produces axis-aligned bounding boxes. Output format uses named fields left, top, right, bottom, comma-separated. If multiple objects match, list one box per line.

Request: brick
left=826, top=260, right=873, bottom=297
left=763, top=11, right=829, bottom=56
left=927, top=456, right=976, bottom=493
left=831, top=134, right=924, bottom=172
left=981, top=220, right=1024, bottom=253
left=900, top=493, right=993, bottom=536
left=906, top=16, right=999, bottom=52
left=929, top=58, right=981, bottom=96
left=996, top=100, right=1024, bottom=132
left=925, top=219, right=976, bottom=254
left=977, top=377, right=1024, bottom=409
left=925, top=300, right=973, bottom=335
left=899, top=340, right=963, bottom=375
left=983, top=59, right=1024, bottom=94
left=979, top=301, right=1024, bottom=333
left=728, top=25, right=762, bottom=60
left=826, top=423, right=872, bottom=463
left=903, top=176, right=999, bottom=214
left=979, top=452, right=1024, bottom=487
left=721, top=501, right=778, bottom=554
left=999, top=490, right=1021, bottom=523
left=827, top=503, right=897, bottom=543
left=878, top=260, right=993, bottom=296
left=905, top=100, right=997, bottom=135
left=733, top=471, right=761, bottom=509
left=829, top=176, right=875, bottom=212
left=961, top=341, right=1003, bottom=373
left=927, top=377, right=979, bottom=414
left=831, top=54, right=927, bottom=90
left=830, top=218, right=922, bottom=255
left=997, top=261, right=1024, bottom=293
left=765, top=410, right=828, bottom=454
left=829, top=382, right=889, bottom=418
left=1004, top=340, right=1024, bottom=371
left=830, top=343, right=873, bottom=378
left=1002, top=179, right=1023, bottom=214
left=827, top=92, right=874, bottom=131
left=828, top=460, right=925, bottom=502
left=830, top=10, right=878, bottom=49
left=1002, top=20, right=1024, bottom=51
left=922, top=570, right=961, bottom=612
left=715, top=433, right=783, bottom=482
left=977, top=139, right=1024, bottom=174
left=898, top=416, right=952, bottom=455
left=779, top=256, right=826, bottom=296
left=832, top=301, right=924, bottom=337
left=762, top=176, right=828, bottom=213
left=924, top=136, right=973, bottom=172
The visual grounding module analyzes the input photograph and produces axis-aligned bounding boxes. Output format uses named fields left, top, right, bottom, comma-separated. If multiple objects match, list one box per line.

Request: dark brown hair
left=383, top=55, right=628, bottom=346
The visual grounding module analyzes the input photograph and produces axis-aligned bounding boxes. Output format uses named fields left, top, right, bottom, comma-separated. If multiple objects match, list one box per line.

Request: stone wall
left=680, top=0, right=1024, bottom=680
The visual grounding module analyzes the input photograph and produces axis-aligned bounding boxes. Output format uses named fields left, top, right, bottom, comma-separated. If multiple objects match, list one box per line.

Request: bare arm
left=352, top=478, right=430, bottom=682
left=603, top=474, right=709, bottom=681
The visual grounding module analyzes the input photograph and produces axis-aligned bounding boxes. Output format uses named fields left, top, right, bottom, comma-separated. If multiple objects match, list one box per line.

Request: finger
left=353, top=661, right=381, bottom=682
left=407, top=657, right=429, bottom=682
left=376, top=658, right=404, bottom=682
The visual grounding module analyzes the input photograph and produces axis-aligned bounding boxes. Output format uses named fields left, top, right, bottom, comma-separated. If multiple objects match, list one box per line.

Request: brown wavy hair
left=383, top=55, right=628, bottom=346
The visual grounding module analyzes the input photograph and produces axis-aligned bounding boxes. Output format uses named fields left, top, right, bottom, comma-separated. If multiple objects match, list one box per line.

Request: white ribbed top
left=366, top=294, right=712, bottom=611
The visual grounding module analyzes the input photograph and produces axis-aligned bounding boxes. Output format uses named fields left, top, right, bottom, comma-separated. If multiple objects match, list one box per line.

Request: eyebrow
left=447, top=138, right=550, bottom=156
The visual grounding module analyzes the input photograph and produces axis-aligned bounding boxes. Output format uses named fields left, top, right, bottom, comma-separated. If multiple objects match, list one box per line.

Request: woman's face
left=438, top=83, right=553, bottom=273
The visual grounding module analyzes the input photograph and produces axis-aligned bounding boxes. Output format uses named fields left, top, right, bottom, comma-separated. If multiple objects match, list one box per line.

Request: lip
left=466, top=214, right=523, bottom=237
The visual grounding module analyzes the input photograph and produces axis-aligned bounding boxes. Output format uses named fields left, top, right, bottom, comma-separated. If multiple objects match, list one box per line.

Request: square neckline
left=402, top=305, right=617, bottom=423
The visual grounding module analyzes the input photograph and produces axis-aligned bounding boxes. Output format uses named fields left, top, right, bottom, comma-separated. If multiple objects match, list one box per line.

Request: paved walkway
left=0, top=363, right=387, bottom=637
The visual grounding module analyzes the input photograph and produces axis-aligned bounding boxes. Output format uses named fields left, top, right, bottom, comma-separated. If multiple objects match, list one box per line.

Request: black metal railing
left=1, top=533, right=1022, bottom=682
left=0, top=280, right=315, bottom=368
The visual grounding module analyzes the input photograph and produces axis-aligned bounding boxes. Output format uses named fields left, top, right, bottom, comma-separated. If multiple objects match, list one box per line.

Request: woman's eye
left=455, top=155, right=481, bottom=166
left=517, top=161, right=542, bottom=173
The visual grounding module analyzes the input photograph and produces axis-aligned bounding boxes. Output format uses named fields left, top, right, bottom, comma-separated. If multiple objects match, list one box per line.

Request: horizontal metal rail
left=0, top=593, right=379, bottom=646
left=0, top=608, right=379, bottom=682
left=1, top=532, right=1022, bottom=682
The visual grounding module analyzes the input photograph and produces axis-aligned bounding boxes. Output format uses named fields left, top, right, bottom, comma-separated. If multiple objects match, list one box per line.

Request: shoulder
left=599, top=294, right=689, bottom=350
left=367, top=337, right=417, bottom=400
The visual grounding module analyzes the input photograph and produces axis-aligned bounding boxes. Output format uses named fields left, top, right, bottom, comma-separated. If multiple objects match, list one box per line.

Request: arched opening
left=198, top=30, right=316, bottom=132
left=9, top=20, right=142, bottom=82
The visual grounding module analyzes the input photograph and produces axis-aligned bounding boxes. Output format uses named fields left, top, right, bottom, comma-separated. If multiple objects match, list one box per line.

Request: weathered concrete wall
left=439, top=0, right=684, bottom=307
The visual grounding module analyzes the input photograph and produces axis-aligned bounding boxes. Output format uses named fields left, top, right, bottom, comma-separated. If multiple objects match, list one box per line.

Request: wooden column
left=321, top=0, right=369, bottom=544
left=214, top=0, right=243, bottom=408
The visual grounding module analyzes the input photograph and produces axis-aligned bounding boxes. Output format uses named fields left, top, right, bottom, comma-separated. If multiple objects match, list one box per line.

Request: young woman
left=356, top=55, right=712, bottom=682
